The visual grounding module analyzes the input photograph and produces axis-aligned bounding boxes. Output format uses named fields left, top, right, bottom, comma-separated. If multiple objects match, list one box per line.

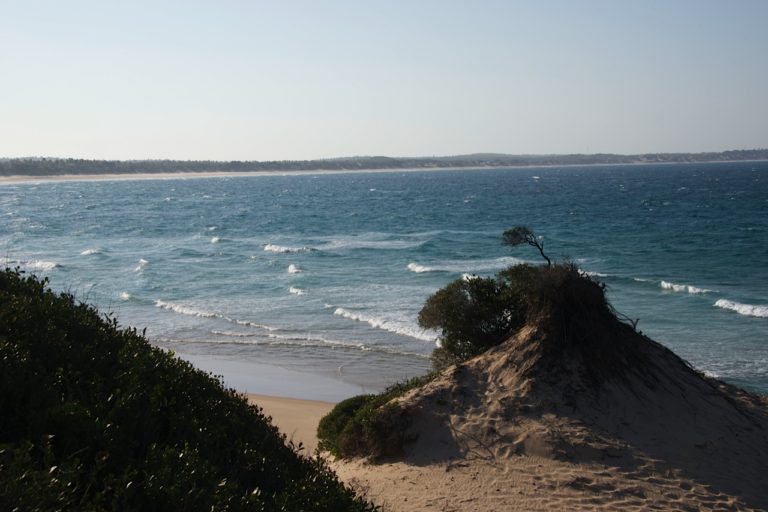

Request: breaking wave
left=287, top=264, right=301, bottom=274
left=660, top=280, right=712, bottom=295
left=155, top=300, right=279, bottom=330
left=119, top=292, right=132, bottom=301
left=134, top=258, right=149, bottom=273
left=210, top=236, right=220, bottom=244
left=207, top=330, right=429, bottom=358
left=263, top=243, right=309, bottom=253
left=407, top=262, right=433, bottom=273
left=333, top=307, right=437, bottom=342
left=406, top=256, right=524, bottom=274
left=80, top=248, right=101, bottom=256
left=714, top=299, right=768, bottom=318
left=155, top=300, right=218, bottom=318
left=2, top=259, right=60, bottom=271
left=289, top=287, right=305, bottom=296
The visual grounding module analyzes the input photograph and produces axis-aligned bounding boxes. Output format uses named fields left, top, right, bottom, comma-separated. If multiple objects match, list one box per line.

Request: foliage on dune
left=0, top=268, right=375, bottom=511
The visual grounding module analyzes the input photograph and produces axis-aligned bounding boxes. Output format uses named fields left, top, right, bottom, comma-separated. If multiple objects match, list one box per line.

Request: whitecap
left=660, top=280, right=712, bottom=294
left=289, top=287, right=305, bottom=296
left=407, top=256, right=524, bottom=275
left=407, top=262, right=434, bottom=273
left=155, top=299, right=219, bottom=318
left=333, top=307, right=437, bottom=342
left=133, top=258, right=149, bottom=273
left=119, top=292, right=131, bottom=301
left=211, top=330, right=258, bottom=338
left=80, top=248, right=101, bottom=256
left=3, top=259, right=60, bottom=271
left=714, top=299, right=768, bottom=318
left=264, top=243, right=309, bottom=253
left=287, top=264, right=301, bottom=274
left=462, top=273, right=480, bottom=281
left=25, top=260, right=59, bottom=271
left=578, top=269, right=609, bottom=278
left=230, top=319, right=278, bottom=331
left=210, top=236, right=220, bottom=244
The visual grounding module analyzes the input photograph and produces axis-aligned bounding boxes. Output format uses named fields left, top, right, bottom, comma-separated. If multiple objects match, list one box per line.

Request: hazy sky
left=1, top=1, right=766, bottom=160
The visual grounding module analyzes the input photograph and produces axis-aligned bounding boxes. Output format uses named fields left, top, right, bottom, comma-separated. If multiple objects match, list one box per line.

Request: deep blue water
left=2, top=162, right=767, bottom=395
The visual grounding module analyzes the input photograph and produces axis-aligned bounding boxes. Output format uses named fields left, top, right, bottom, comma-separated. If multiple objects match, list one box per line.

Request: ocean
left=2, top=162, right=766, bottom=399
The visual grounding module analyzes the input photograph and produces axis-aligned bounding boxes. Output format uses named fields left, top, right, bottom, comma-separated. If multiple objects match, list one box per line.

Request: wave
left=230, top=318, right=278, bottom=331
left=134, top=258, right=149, bottom=273
left=263, top=243, right=309, bottom=253
left=119, top=292, right=132, bottom=301
left=287, top=264, right=301, bottom=274
left=407, top=262, right=434, bottom=273
left=579, top=270, right=609, bottom=278
left=714, top=299, right=768, bottom=318
left=155, top=300, right=280, bottom=331
left=333, top=307, right=437, bottom=342
left=155, top=299, right=219, bottom=318
left=2, top=259, right=60, bottom=271
left=318, top=238, right=424, bottom=251
left=210, top=330, right=258, bottom=337
left=462, top=273, right=479, bottom=281
left=210, top=237, right=220, bottom=244
left=406, top=256, right=524, bottom=274
left=289, top=287, right=305, bottom=296
left=660, top=280, right=712, bottom=295
left=206, top=331, right=430, bottom=358
left=80, top=248, right=101, bottom=256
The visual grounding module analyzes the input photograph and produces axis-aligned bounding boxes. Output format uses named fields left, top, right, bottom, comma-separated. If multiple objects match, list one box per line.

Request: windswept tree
left=503, top=226, right=551, bottom=267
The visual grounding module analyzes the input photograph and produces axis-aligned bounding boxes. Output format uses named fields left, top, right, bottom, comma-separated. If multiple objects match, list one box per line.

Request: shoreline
left=246, top=393, right=333, bottom=454
left=1, top=159, right=766, bottom=185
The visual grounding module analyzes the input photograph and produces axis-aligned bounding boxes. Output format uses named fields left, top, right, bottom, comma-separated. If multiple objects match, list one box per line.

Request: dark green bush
left=317, top=375, right=433, bottom=459
left=0, top=268, right=376, bottom=511
left=417, top=271, right=530, bottom=367
left=419, top=263, right=611, bottom=369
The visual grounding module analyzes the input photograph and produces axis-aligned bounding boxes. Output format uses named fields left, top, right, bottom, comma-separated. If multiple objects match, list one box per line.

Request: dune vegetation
left=0, top=268, right=375, bottom=511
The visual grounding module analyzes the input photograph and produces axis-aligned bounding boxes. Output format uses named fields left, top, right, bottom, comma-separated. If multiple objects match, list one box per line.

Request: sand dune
left=330, top=298, right=768, bottom=510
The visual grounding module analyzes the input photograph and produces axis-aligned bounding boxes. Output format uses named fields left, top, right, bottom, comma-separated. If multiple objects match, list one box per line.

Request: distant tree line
left=1, top=149, right=767, bottom=177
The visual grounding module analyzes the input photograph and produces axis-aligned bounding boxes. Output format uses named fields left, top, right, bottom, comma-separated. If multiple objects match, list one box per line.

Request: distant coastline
left=1, top=149, right=766, bottom=181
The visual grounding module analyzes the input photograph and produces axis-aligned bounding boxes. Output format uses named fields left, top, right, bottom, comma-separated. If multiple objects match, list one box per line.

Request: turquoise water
left=2, top=162, right=767, bottom=396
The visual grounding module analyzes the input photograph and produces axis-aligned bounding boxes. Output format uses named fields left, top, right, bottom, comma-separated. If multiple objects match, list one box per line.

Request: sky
left=1, top=0, right=767, bottom=161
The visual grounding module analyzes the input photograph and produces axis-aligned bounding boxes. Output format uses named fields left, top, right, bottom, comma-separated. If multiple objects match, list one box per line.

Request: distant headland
left=1, top=149, right=767, bottom=178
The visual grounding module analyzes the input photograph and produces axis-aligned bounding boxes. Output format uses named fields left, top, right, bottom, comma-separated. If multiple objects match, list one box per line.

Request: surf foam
left=155, top=300, right=219, bottom=318
left=289, top=287, right=305, bottom=296
left=407, top=262, right=434, bottom=273
left=714, top=299, right=768, bottom=318
left=264, top=243, right=309, bottom=253
left=407, top=256, right=525, bottom=274
left=660, top=280, right=712, bottom=294
left=4, top=259, right=60, bottom=271
left=287, top=264, right=301, bottom=274
left=333, top=307, right=437, bottom=342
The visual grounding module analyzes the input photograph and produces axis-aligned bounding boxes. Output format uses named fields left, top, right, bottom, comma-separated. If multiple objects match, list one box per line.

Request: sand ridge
left=330, top=316, right=768, bottom=511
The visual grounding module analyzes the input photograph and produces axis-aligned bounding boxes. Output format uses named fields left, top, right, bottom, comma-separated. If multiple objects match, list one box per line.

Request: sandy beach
left=249, top=389, right=767, bottom=511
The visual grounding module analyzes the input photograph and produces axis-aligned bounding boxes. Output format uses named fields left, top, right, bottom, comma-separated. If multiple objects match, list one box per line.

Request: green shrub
left=317, top=375, right=433, bottom=459
left=0, top=268, right=376, bottom=511
left=418, top=271, right=530, bottom=367
left=419, top=262, right=612, bottom=369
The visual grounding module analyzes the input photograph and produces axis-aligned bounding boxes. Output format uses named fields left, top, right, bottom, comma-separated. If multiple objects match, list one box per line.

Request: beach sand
left=247, top=394, right=333, bottom=454
left=250, top=391, right=766, bottom=511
